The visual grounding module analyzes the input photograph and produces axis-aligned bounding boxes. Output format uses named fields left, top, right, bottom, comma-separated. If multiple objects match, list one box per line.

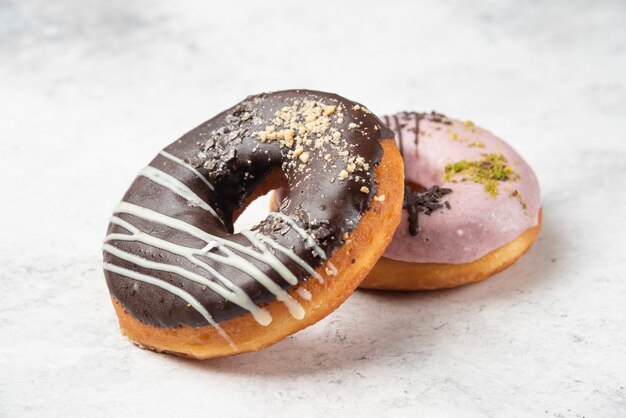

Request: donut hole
left=406, top=180, right=426, bottom=192
left=232, top=192, right=273, bottom=233
left=232, top=168, right=287, bottom=233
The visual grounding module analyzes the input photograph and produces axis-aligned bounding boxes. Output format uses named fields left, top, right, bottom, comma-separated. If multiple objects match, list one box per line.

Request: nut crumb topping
left=250, top=97, right=374, bottom=187
left=293, top=145, right=304, bottom=158
left=189, top=91, right=389, bottom=262
left=299, top=151, right=310, bottom=164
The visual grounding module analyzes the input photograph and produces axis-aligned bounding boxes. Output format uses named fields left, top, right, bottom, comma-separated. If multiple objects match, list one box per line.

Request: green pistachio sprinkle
left=443, top=153, right=520, bottom=197
left=468, top=141, right=485, bottom=148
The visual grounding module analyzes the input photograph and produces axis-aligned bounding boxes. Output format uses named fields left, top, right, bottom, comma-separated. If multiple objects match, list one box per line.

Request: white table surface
left=1, top=1, right=625, bottom=416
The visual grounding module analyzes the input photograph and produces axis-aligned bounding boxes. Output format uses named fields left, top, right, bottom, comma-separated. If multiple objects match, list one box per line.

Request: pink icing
left=382, top=112, right=541, bottom=264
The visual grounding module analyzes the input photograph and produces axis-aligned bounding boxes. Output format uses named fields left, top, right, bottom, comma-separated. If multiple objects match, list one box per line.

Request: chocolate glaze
left=404, top=185, right=452, bottom=236
left=103, top=90, right=393, bottom=328
left=384, top=111, right=454, bottom=236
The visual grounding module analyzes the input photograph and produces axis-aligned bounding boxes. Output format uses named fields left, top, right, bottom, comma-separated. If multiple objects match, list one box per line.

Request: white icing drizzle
left=197, top=245, right=305, bottom=320
left=108, top=215, right=137, bottom=234
left=295, top=287, right=312, bottom=301
left=137, top=165, right=222, bottom=222
left=103, top=262, right=237, bottom=351
left=240, top=230, right=298, bottom=285
left=269, top=212, right=327, bottom=259
left=110, top=202, right=306, bottom=320
left=255, top=233, right=324, bottom=284
left=158, top=150, right=215, bottom=191
left=112, top=202, right=311, bottom=276
left=103, top=239, right=272, bottom=326
left=106, top=154, right=331, bottom=332
left=326, top=261, right=338, bottom=276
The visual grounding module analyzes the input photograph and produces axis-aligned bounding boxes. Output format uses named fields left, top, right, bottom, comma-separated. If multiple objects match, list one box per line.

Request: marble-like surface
left=1, top=0, right=625, bottom=416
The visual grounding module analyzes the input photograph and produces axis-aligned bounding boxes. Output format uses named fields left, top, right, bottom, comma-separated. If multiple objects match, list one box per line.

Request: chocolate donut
left=103, top=90, right=404, bottom=358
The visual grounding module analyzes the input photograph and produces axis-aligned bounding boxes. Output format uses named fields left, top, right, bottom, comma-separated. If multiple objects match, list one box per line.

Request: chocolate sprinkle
left=404, top=185, right=453, bottom=236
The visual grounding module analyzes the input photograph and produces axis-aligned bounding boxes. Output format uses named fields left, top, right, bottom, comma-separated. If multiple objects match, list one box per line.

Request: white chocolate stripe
left=326, top=261, right=338, bottom=276
left=103, top=262, right=237, bottom=351
left=108, top=216, right=137, bottom=234
left=138, top=166, right=222, bottom=222
left=254, top=233, right=324, bottom=284
left=240, top=230, right=298, bottom=285
left=114, top=202, right=252, bottom=257
left=158, top=150, right=215, bottom=191
left=103, top=242, right=272, bottom=326
left=295, top=287, right=312, bottom=301
left=111, top=202, right=305, bottom=320
left=104, top=229, right=299, bottom=320
left=114, top=201, right=319, bottom=280
left=269, top=212, right=327, bottom=259
left=191, top=245, right=305, bottom=319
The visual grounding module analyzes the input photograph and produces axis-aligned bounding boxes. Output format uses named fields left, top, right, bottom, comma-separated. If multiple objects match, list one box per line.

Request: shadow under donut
left=168, top=289, right=447, bottom=376
left=164, top=198, right=563, bottom=374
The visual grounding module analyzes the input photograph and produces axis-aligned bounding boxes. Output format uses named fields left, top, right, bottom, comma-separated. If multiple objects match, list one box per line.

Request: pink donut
left=360, top=111, right=542, bottom=290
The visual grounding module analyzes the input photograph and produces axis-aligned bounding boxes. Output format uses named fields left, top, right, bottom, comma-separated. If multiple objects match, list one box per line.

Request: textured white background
left=1, top=0, right=625, bottom=417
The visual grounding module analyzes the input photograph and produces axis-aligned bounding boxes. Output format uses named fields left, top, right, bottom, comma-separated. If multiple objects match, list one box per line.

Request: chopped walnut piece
left=247, top=97, right=377, bottom=188
left=323, top=105, right=336, bottom=116
left=293, top=145, right=304, bottom=158
left=299, top=151, right=310, bottom=164
left=360, top=186, right=370, bottom=194
left=283, top=129, right=294, bottom=142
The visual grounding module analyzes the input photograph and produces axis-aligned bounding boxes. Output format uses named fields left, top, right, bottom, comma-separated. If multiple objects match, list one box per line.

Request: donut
left=358, top=111, right=541, bottom=290
left=102, top=90, right=404, bottom=358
